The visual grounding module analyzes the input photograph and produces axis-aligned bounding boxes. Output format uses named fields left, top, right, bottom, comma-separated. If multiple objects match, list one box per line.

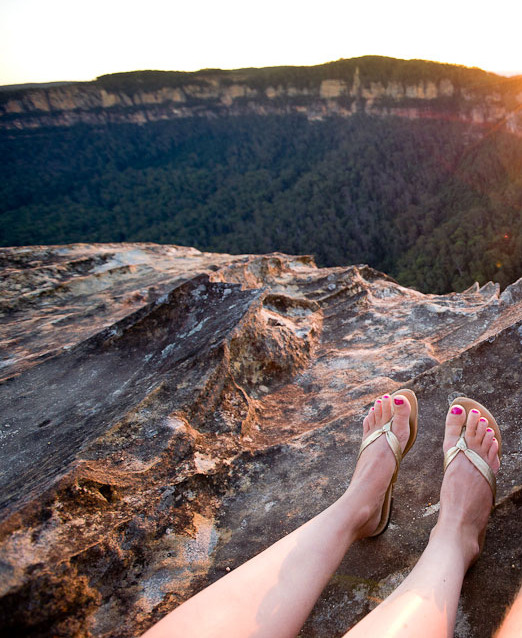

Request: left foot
left=344, top=393, right=413, bottom=538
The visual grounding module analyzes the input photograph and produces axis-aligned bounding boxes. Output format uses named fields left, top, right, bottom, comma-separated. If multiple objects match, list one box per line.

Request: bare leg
left=495, top=586, right=522, bottom=637
left=343, top=402, right=500, bottom=638
left=142, top=394, right=413, bottom=638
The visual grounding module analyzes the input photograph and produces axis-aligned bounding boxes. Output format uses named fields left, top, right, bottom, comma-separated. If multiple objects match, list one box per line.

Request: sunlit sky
left=0, top=0, right=521, bottom=86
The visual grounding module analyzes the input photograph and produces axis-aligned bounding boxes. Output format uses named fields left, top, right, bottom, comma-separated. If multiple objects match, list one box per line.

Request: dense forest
left=1, top=113, right=521, bottom=293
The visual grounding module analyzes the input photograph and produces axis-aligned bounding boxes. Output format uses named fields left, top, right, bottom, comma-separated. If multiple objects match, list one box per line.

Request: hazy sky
left=0, top=0, right=521, bottom=86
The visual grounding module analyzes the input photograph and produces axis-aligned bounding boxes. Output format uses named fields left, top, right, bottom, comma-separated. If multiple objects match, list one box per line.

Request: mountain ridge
left=2, top=56, right=522, bottom=134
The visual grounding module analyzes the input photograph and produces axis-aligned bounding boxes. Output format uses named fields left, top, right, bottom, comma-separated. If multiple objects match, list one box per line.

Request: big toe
left=444, top=403, right=467, bottom=452
left=391, top=393, right=413, bottom=451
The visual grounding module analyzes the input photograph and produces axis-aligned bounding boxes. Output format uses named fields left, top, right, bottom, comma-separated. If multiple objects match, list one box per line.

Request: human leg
left=343, top=400, right=500, bottom=638
left=494, top=585, right=522, bottom=637
left=142, top=393, right=415, bottom=638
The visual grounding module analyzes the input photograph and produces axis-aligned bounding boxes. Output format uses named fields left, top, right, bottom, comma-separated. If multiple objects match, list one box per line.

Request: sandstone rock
left=319, top=80, right=347, bottom=99
left=0, top=243, right=520, bottom=637
left=2, top=59, right=521, bottom=135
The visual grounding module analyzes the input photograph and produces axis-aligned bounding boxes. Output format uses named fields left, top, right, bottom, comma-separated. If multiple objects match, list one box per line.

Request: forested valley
left=1, top=113, right=521, bottom=293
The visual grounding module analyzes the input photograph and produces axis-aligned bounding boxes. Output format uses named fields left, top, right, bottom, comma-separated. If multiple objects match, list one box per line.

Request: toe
left=487, top=437, right=500, bottom=471
left=392, top=394, right=411, bottom=417
left=475, top=416, right=488, bottom=443
left=474, top=417, right=489, bottom=444
left=374, top=398, right=383, bottom=423
left=466, top=408, right=482, bottom=436
left=381, top=394, right=393, bottom=424
left=482, top=426, right=495, bottom=451
left=393, top=394, right=411, bottom=420
left=444, top=403, right=466, bottom=452
left=482, top=426, right=500, bottom=475
left=390, top=394, right=412, bottom=449
left=363, top=410, right=375, bottom=435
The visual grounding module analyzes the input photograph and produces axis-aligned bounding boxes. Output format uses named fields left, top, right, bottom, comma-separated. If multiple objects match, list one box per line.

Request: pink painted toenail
left=451, top=406, right=463, bottom=414
left=370, top=407, right=375, bottom=411
left=394, top=398, right=404, bottom=405
left=376, top=399, right=382, bottom=403
left=471, top=409, right=480, bottom=414
left=383, top=395, right=390, bottom=399
left=479, top=418, right=488, bottom=423
left=486, top=427, right=493, bottom=432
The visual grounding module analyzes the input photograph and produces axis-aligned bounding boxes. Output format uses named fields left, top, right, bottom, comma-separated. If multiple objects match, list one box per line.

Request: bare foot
left=345, top=393, right=413, bottom=538
left=432, top=402, right=500, bottom=569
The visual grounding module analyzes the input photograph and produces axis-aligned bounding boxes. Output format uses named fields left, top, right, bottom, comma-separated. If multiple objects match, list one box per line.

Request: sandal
left=444, top=397, right=502, bottom=503
left=357, top=388, right=418, bottom=537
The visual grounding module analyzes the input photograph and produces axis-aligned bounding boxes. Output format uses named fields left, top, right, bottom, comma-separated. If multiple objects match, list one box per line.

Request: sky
left=0, top=0, right=521, bottom=86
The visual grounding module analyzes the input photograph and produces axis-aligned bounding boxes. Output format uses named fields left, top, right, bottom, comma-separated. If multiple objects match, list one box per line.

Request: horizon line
left=2, top=55, right=521, bottom=90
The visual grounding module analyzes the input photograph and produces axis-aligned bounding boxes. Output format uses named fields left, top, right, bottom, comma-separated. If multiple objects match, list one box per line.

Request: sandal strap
left=357, top=420, right=403, bottom=483
left=444, top=427, right=497, bottom=501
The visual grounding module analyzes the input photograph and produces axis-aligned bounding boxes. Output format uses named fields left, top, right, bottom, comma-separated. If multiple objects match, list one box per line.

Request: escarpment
left=1, top=56, right=521, bottom=134
left=0, top=243, right=521, bottom=637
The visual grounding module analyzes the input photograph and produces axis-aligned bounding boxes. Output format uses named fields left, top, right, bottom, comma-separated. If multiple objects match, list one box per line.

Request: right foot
left=432, top=402, right=500, bottom=569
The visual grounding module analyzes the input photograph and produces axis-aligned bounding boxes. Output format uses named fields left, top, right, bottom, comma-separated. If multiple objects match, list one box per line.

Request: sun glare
left=0, top=0, right=521, bottom=85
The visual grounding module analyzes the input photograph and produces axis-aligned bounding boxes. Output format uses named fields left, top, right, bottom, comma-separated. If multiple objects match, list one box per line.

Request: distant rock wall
left=2, top=61, right=522, bottom=134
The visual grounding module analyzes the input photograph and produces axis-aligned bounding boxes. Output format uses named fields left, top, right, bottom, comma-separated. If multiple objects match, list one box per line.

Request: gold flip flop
left=357, top=388, right=418, bottom=537
left=445, top=397, right=502, bottom=503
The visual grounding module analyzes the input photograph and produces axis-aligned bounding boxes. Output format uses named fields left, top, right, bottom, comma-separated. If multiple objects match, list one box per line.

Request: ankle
left=429, top=519, right=482, bottom=568
left=337, top=489, right=383, bottom=540
left=319, top=494, right=369, bottom=545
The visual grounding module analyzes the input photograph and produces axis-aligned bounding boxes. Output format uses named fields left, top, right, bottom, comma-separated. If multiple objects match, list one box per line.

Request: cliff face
left=0, top=243, right=521, bottom=637
left=1, top=56, right=522, bottom=134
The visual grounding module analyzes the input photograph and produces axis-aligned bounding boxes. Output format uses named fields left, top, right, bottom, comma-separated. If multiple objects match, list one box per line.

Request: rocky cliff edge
left=0, top=243, right=520, bottom=637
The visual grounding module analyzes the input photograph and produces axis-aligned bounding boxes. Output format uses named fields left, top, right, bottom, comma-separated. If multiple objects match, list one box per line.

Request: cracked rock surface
left=0, top=243, right=520, bottom=637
